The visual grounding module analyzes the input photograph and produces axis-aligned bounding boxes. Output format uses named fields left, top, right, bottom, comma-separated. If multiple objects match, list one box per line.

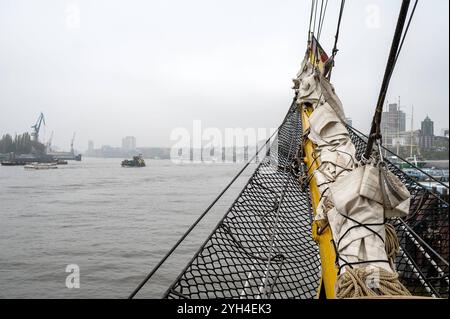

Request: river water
left=0, top=158, right=254, bottom=298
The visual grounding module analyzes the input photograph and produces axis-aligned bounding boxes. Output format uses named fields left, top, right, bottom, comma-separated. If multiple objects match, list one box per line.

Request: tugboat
left=121, top=155, right=146, bottom=167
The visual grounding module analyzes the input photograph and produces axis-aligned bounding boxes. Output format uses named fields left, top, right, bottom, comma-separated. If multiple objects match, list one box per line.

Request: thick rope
left=385, top=223, right=400, bottom=269
left=335, top=224, right=411, bottom=298
left=335, top=266, right=411, bottom=298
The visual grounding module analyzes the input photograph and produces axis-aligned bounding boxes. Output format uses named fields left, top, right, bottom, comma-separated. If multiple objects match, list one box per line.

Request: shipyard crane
left=31, top=113, right=45, bottom=142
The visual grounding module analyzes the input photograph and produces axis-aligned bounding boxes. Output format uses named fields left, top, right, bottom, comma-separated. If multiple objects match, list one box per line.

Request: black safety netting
left=162, top=105, right=449, bottom=299
left=348, top=126, right=449, bottom=298
left=164, top=104, right=322, bottom=299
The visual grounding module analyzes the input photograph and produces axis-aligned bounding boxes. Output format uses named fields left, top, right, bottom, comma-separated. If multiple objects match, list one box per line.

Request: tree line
left=0, top=133, right=46, bottom=154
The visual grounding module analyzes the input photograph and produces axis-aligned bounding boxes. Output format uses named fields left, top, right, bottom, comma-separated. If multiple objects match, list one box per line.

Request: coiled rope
left=335, top=266, right=411, bottom=298
left=335, top=223, right=410, bottom=298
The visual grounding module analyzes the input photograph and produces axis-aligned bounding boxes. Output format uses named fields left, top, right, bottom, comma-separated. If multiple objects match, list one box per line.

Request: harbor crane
left=31, top=113, right=45, bottom=142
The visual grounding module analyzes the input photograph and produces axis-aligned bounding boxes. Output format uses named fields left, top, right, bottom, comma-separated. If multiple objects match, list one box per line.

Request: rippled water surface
left=0, top=158, right=254, bottom=298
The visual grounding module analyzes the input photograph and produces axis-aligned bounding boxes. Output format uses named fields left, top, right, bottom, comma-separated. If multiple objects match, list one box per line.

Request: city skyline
left=58, top=110, right=447, bottom=153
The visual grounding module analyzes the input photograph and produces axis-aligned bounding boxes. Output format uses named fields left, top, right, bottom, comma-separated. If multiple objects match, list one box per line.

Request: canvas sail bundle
left=294, top=49, right=412, bottom=294
left=294, top=54, right=356, bottom=223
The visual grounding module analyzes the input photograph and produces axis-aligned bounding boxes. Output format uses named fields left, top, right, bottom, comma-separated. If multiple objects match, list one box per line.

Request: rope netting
left=164, top=104, right=322, bottom=299
left=162, top=105, right=448, bottom=299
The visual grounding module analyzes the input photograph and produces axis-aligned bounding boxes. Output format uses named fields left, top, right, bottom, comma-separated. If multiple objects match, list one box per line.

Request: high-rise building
left=380, top=103, right=406, bottom=147
left=421, top=116, right=434, bottom=136
left=121, top=136, right=136, bottom=151
left=419, top=116, right=434, bottom=150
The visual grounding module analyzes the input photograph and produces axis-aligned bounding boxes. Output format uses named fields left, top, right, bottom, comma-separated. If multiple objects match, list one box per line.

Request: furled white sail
left=294, top=54, right=411, bottom=282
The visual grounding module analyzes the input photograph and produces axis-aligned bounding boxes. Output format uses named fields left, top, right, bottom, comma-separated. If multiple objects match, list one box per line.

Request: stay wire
left=308, top=0, right=316, bottom=43
left=394, top=0, right=419, bottom=70
left=317, top=0, right=324, bottom=38
left=327, top=0, right=345, bottom=80
left=312, top=0, right=319, bottom=40
left=363, top=0, right=414, bottom=160
left=317, top=0, right=329, bottom=41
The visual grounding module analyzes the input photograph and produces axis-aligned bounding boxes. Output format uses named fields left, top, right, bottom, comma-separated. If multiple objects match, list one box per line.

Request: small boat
left=24, top=163, right=58, bottom=170
left=1, top=161, right=26, bottom=166
left=121, top=155, right=146, bottom=167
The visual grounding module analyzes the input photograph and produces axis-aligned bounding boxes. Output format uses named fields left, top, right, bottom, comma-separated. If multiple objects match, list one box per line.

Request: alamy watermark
left=169, top=120, right=278, bottom=164
left=365, top=3, right=381, bottom=29
left=365, top=267, right=381, bottom=290
left=65, top=1, right=81, bottom=31
left=65, top=264, right=80, bottom=289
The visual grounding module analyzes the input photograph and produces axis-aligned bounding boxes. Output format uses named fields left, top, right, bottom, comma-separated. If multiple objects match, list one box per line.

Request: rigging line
left=398, top=223, right=450, bottom=284
left=395, top=218, right=449, bottom=267
left=128, top=101, right=297, bottom=299
left=363, top=0, right=412, bottom=161
left=333, top=0, right=345, bottom=56
left=317, top=0, right=329, bottom=41
left=312, top=0, right=319, bottom=39
left=327, top=0, right=345, bottom=80
left=308, top=0, right=315, bottom=43
left=399, top=246, right=439, bottom=297
left=261, top=111, right=298, bottom=299
left=394, top=0, right=419, bottom=69
left=380, top=0, right=418, bottom=99
left=316, top=0, right=324, bottom=39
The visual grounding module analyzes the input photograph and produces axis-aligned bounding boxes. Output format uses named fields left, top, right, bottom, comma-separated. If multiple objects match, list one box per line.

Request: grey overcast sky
left=0, top=0, right=448, bottom=150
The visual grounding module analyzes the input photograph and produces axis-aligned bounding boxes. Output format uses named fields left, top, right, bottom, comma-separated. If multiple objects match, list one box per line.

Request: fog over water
left=0, top=0, right=448, bottom=150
